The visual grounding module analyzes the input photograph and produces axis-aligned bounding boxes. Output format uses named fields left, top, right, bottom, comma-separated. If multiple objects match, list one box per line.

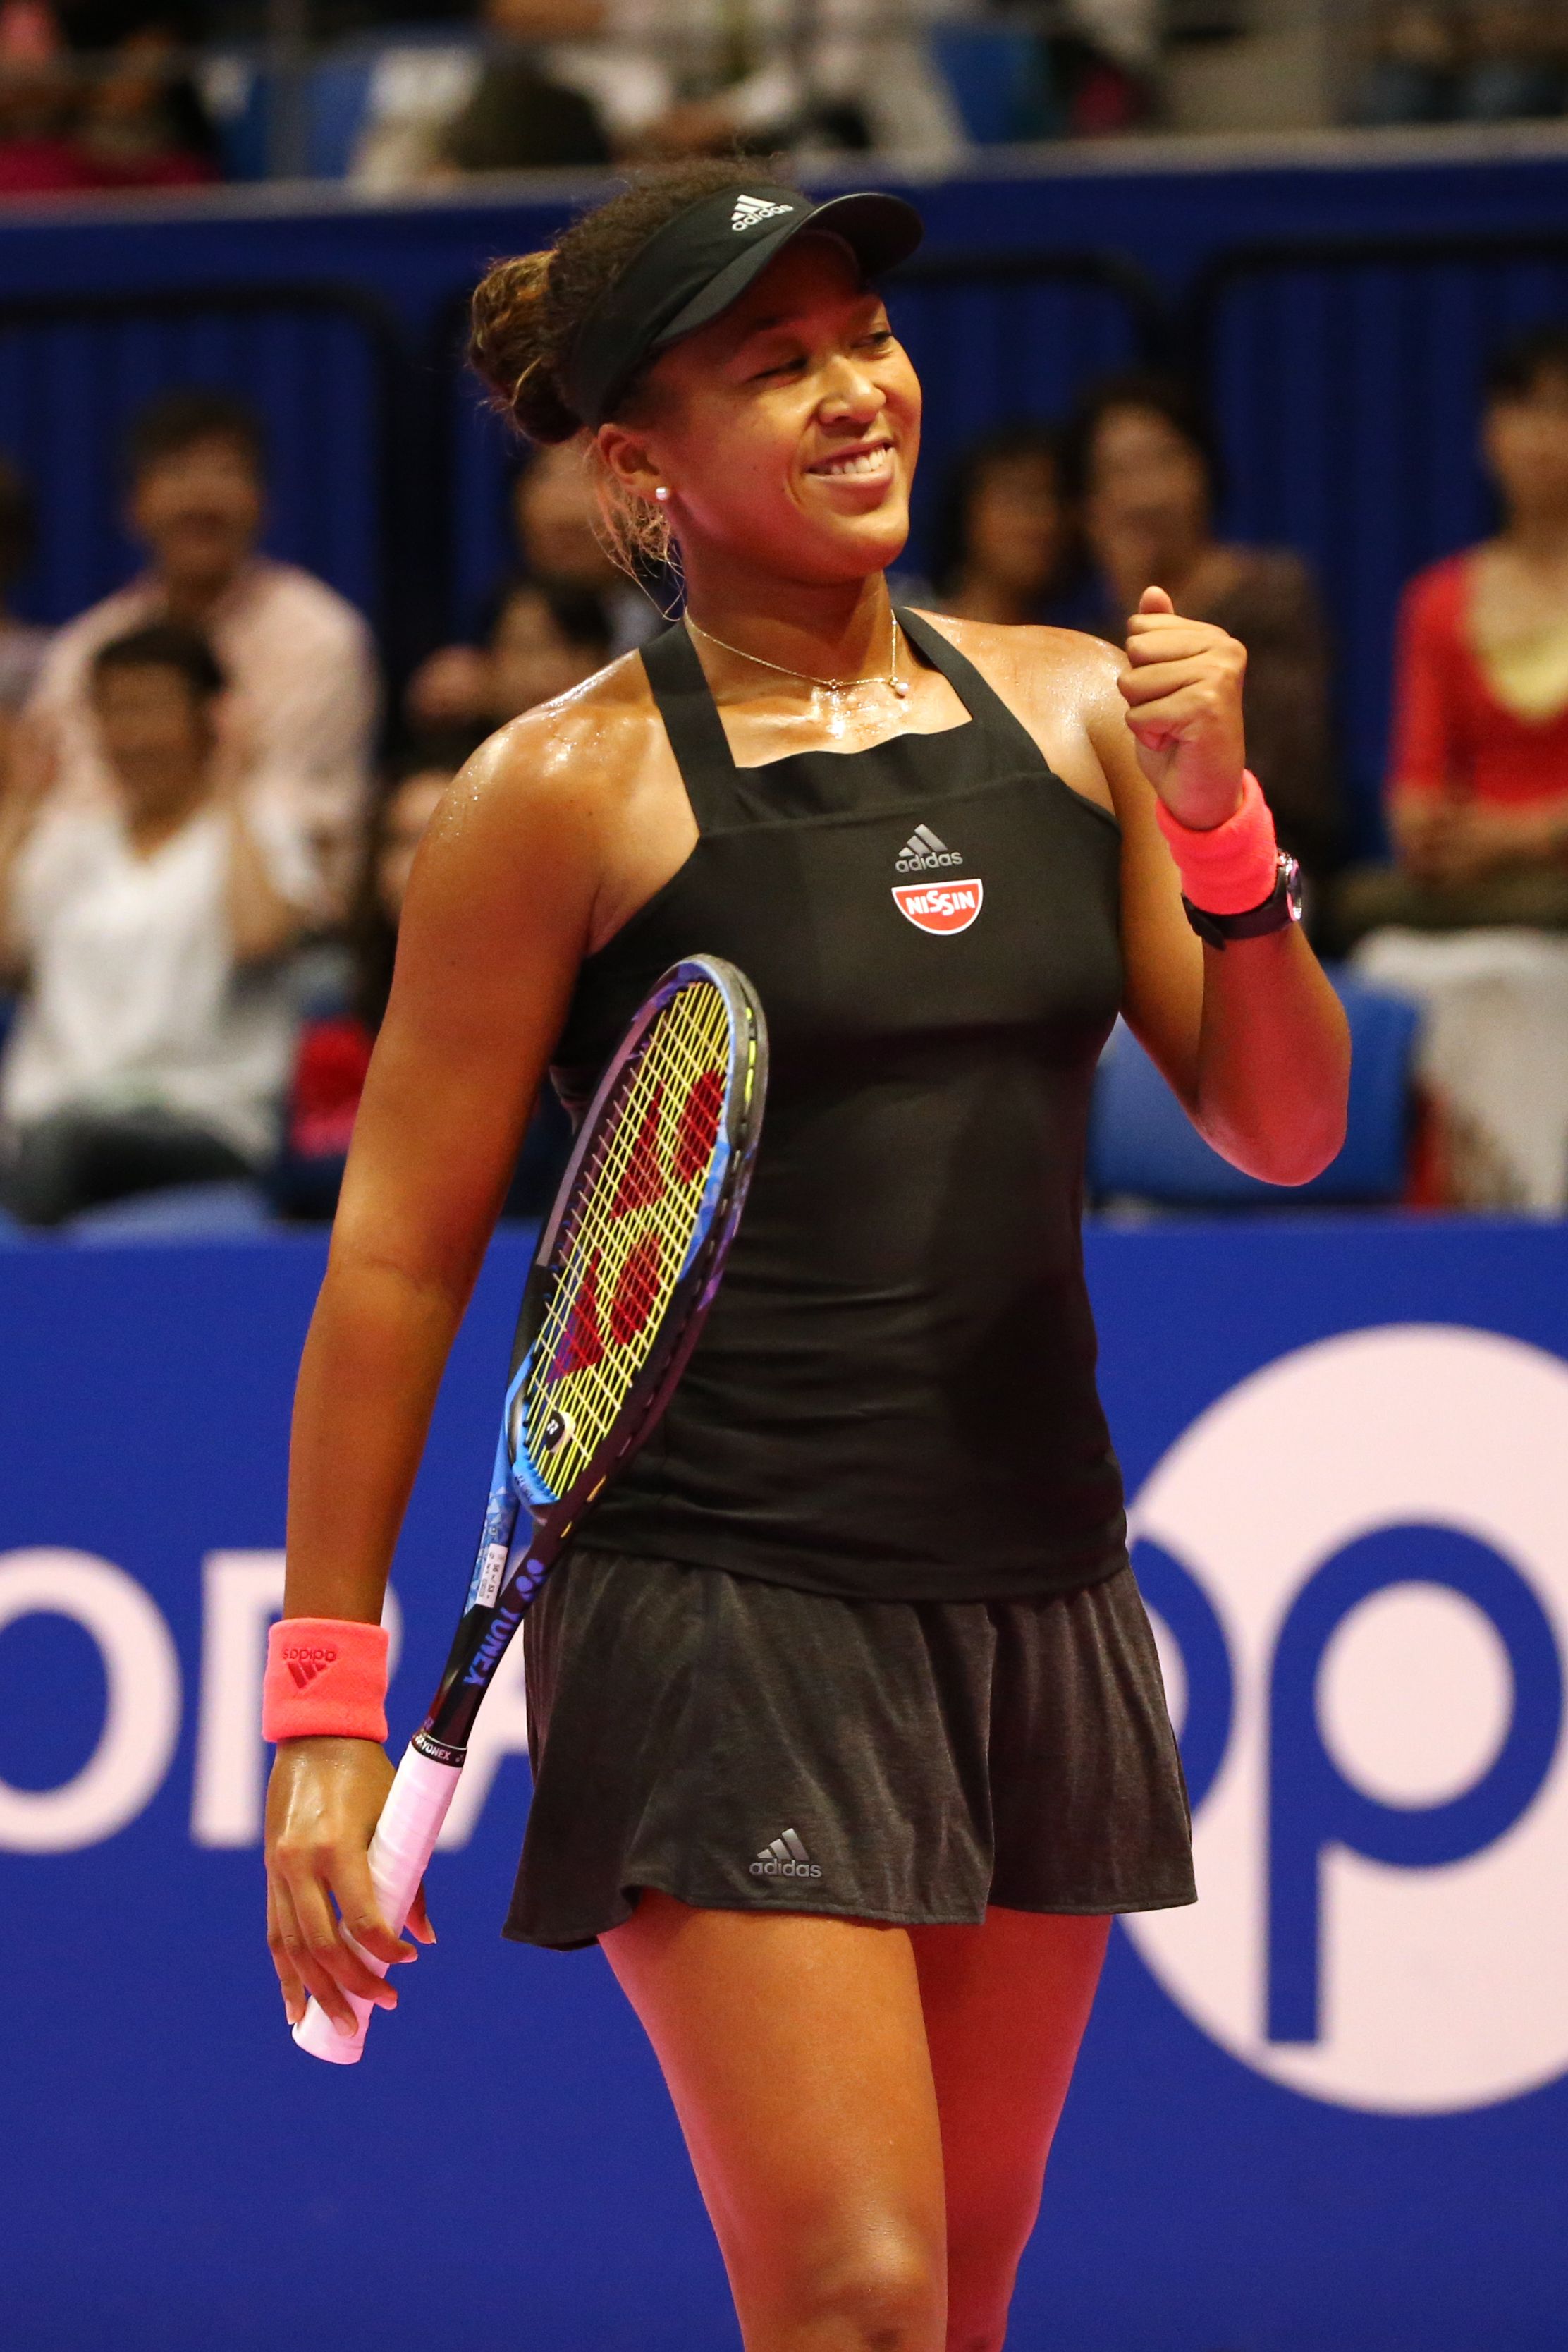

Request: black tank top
left=551, top=609, right=1127, bottom=1603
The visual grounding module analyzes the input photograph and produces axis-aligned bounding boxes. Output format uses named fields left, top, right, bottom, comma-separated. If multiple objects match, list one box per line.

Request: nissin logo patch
left=892, top=877, right=984, bottom=934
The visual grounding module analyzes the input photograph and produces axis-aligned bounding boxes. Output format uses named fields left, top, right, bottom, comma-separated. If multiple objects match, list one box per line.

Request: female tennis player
left=265, top=164, right=1349, bottom=2351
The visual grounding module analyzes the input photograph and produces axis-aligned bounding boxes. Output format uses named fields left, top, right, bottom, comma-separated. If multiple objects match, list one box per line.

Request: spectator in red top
left=1336, top=322, right=1568, bottom=946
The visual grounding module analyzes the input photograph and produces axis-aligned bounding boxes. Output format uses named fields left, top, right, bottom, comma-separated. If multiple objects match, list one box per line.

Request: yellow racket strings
left=524, top=981, right=734, bottom=1492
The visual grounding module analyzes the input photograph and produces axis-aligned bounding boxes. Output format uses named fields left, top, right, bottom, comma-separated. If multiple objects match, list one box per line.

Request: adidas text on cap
left=564, top=185, right=924, bottom=430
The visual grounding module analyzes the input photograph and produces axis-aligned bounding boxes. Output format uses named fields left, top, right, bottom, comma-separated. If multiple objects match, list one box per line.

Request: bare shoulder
left=419, top=650, right=663, bottom=873
left=907, top=609, right=1125, bottom=725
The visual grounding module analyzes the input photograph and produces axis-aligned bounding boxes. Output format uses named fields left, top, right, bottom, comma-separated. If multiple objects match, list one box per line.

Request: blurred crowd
left=1358, top=4, right=1568, bottom=126
left=6, top=4, right=1568, bottom=201
left=0, top=0, right=1165, bottom=192
left=6, top=317, right=1568, bottom=1228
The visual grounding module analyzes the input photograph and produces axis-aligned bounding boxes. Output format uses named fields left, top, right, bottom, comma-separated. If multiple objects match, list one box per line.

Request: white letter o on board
left=0, top=1549, right=181, bottom=1852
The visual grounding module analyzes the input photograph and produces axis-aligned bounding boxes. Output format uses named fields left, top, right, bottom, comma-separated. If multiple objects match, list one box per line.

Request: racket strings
left=523, top=981, right=736, bottom=1491
left=534, top=992, right=728, bottom=1471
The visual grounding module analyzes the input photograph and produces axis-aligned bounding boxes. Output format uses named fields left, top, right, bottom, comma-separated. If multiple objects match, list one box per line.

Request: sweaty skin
left=266, top=238, right=1346, bottom=2337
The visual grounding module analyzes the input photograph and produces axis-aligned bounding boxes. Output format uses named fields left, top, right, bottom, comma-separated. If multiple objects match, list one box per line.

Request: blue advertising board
left=2, top=1219, right=1566, bottom=2351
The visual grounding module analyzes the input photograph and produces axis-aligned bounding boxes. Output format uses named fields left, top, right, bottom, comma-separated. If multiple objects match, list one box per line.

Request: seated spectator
left=1333, top=323, right=1568, bottom=1210
left=406, top=439, right=652, bottom=735
left=0, top=0, right=80, bottom=191
left=275, top=741, right=570, bottom=1219
left=1043, top=0, right=1159, bottom=137
left=1061, top=370, right=1344, bottom=899
left=62, top=0, right=221, bottom=188
left=0, top=623, right=305, bottom=1226
left=1356, top=4, right=1462, bottom=123
left=360, top=0, right=969, bottom=170
left=610, top=0, right=967, bottom=161
left=0, top=0, right=218, bottom=193
left=929, top=423, right=1078, bottom=626
left=410, top=578, right=611, bottom=739
left=1458, top=4, right=1564, bottom=121
left=1336, top=323, right=1568, bottom=946
left=439, top=0, right=610, bottom=173
left=26, top=390, right=377, bottom=910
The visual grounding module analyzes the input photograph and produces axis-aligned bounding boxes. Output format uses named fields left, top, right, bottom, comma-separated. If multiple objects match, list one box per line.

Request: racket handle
left=292, top=1743, right=461, bottom=2067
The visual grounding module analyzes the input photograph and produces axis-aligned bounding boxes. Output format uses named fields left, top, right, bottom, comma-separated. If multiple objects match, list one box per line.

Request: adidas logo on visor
left=731, top=195, right=796, bottom=232
left=895, top=823, right=963, bottom=874
left=749, top=1827, right=823, bottom=1879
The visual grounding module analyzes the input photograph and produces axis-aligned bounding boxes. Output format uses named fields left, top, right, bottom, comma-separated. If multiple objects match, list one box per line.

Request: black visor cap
left=565, top=185, right=924, bottom=431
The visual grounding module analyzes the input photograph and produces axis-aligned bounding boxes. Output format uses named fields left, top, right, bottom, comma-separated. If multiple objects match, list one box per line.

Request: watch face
left=1282, top=853, right=1305, bottom=922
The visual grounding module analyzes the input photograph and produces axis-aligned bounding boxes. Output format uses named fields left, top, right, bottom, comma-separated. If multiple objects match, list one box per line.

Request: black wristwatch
left=1182, top=852, right=1304, bottom=949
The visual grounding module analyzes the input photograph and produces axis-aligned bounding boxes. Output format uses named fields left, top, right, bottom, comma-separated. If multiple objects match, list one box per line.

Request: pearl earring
left=654, top=485, right=670, bottom=504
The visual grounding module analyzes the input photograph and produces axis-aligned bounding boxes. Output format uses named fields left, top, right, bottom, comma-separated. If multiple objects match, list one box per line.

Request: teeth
left=815, top=447, right=889, bottom=477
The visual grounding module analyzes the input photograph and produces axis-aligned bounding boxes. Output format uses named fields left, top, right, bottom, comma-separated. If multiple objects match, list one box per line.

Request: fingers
left=267, top=1875, right=374, bottom=2036
left=333, top=1841, right=419, bottom=1971
left=1123, top=621, right=1237, bottom=666
left=269, top=1855, right=400, bottom=2035
left=1118, top=664, right=1244, bottom=728
left=1137, top=583, right=1175, bottom=616
left=407, top=1884, right=438, bottom=1946
left=267, top=1879, right=308, bottom=2030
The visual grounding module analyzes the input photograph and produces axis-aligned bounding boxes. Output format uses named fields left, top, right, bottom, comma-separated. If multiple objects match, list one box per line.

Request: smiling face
left=599, top=237, right=921, bottom=590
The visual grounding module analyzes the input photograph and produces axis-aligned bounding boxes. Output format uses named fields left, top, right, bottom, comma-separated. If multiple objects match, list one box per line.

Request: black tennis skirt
left=505, top=1547, right=1195, bottom=1950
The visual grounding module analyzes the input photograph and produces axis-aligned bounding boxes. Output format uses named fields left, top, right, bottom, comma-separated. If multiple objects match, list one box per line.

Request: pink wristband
left=1153, top=769, right=1279, bottom=915
left=262, top=1617, right=389, bottom=1742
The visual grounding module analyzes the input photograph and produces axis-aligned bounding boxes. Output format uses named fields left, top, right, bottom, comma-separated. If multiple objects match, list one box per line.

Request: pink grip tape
left=263, top=1617, right=389, bottom=1743
left=1153, top=769, right=1279, bottom=916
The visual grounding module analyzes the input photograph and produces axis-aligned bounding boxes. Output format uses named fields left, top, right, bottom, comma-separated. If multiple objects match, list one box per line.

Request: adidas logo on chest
left=895, top=823, right=962, bottom=874
left=890, top=824, right=984, bottom=935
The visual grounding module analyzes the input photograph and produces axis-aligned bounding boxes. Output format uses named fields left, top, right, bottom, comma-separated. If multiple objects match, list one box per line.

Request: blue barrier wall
left=4, top=1218, right=1567, bottom=2351
left=1, top=144, right=1568, bottom=814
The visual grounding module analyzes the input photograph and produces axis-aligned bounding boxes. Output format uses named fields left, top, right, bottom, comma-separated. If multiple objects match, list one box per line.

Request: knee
left=790, top=2223, right=943, bottom=2350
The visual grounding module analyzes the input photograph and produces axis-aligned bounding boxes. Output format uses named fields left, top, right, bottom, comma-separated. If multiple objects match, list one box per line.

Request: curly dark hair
left=468, top=161, right=778, bottom=444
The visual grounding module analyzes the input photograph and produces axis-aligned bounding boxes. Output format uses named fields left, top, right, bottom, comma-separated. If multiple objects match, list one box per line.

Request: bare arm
left=0, top=713, right=59, bottom=980
left=1095, top=590, right=1349, bottom=1186
left=266, top=713, right=609, bottom=2033
left=224, top=798, right=306, bottom=964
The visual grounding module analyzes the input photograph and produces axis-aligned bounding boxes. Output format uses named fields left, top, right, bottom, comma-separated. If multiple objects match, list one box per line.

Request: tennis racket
left=294, top=953, right=767, bottom=2064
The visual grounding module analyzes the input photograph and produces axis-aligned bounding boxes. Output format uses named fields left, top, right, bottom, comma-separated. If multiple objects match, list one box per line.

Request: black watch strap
left=1182, top=853, right=1304, bottom=949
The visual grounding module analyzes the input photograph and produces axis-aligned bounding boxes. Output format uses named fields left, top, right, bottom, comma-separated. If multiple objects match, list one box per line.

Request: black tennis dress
left=506, top=610, right=1194, bottom=1949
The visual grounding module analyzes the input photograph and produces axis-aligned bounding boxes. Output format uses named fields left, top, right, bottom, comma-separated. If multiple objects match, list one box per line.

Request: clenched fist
left=1119, top=584, right=1248, bottom=831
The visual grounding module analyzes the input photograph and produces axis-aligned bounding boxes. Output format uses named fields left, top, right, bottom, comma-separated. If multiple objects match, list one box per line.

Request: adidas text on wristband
left=262, top=1616, right=389, bottom=1743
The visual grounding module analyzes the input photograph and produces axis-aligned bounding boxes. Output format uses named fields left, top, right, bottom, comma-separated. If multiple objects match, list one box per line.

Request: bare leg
left=909, top=1909, right=1111, bottom=2352
left=601, top=1894, right=949, bottom=2352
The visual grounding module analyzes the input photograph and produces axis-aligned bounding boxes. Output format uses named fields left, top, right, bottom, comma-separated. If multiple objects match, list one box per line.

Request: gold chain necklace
left=686, top=611, right=911, bottom=707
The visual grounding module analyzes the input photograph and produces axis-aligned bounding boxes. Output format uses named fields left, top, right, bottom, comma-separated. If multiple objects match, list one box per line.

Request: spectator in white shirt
left=0, top=621, right=305, bottom=1226
left=25, top=390, right=378, bottom=910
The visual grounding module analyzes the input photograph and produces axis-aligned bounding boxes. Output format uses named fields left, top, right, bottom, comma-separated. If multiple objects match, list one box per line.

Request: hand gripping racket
left=294, top=954, right=767, bottom=2063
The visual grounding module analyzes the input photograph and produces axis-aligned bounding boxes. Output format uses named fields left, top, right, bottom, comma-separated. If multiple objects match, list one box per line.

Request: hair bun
left=469, top=252, right=583, bottom=446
